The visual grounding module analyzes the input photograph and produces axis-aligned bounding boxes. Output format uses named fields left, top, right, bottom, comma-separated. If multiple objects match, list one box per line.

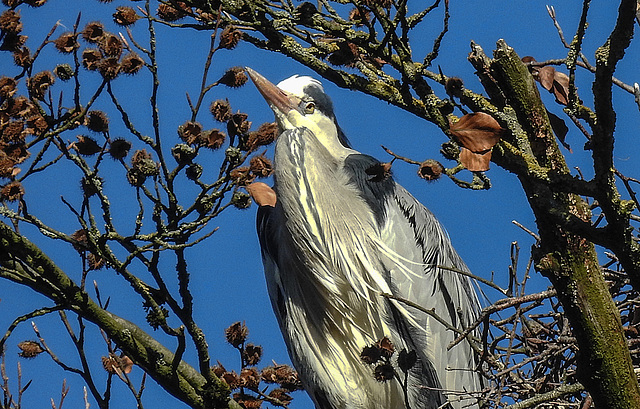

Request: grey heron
left=246, top=67, right=482, bottom=409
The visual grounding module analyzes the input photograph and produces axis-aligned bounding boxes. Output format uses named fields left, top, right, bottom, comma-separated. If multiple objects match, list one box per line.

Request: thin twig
left=437, top=264, right=508, bottom=295
left=503, top=382, right=584, bottom=409
left=511, top=220, right=540, bottom=242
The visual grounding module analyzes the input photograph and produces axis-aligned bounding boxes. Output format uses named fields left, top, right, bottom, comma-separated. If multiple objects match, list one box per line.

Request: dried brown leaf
left=460, top=147, right=492, bottom=172
left=537, top=66, right=556, bottom=91
left=449, top=112, right=503, bottom=153
left=120, top=355, right=133, bottom=374
left=552, top=71, right=570, bottom=105
left=533, top=65, right=573, bottom=106
left=246, top=182, right=276, bottom=207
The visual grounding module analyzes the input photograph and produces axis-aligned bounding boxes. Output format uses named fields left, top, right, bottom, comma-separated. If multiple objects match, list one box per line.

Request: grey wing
left=343, top=153, right=481, bottom=406
left=381, top=184, right=482, bottom=406
left=342, top=153, right=481, bottom=328
left=384, top=184, right=481, bottom=330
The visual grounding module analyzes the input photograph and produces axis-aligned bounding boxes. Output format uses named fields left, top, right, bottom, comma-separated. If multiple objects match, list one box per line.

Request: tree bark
left=475, top=40, right=640, bottom=408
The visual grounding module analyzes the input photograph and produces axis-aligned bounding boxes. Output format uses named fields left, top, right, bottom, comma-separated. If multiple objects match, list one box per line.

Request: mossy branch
left=591, top=0, right=640, bottom=289
left=0, top=221, right=240, bottom=409
left=486, top=41, right=640, bottom=409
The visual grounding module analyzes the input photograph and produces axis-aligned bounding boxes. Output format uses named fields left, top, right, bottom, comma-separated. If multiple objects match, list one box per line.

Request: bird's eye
left=303, top=102, right=315, bottom=114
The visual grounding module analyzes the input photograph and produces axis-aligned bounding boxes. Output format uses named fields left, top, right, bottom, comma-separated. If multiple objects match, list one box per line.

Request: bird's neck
left=274, top=127, right=369, bottom=249
left=273, top=127, right=385, bottom=298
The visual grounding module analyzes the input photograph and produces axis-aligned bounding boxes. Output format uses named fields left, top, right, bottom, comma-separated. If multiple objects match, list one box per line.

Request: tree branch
left=0, top=221, right=240, bottom=409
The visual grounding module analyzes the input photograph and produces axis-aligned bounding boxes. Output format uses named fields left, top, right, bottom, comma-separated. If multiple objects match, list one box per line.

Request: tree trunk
left=471, top=40, right=640, bottom=408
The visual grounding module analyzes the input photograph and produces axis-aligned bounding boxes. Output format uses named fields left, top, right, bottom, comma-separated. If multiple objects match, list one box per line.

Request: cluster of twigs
left=1, top=359, right=82, bottom=409
left=0, top=1, right=279, bottom=408
left=362, top=237, right=636, bottom=408
left=471, top=242, right=583, bottom=408
left=461, top=242, right=639, bottom=409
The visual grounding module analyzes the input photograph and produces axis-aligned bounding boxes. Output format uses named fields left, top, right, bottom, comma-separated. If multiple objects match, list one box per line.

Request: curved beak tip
left=243, top=66, right=258, bottom=81
left=244, top=67, right=298, bottom=115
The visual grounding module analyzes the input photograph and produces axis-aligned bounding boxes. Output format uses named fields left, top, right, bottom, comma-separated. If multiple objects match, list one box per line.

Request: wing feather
left=343, top=153, right=482, bottom=406
left=257, top=149, right=482, bottom=408
left=381, top=184, right=482, bottom=405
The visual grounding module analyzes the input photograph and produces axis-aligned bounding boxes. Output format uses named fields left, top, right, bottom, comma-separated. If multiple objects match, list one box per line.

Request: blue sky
left=1, top=1, right=639, bottom=408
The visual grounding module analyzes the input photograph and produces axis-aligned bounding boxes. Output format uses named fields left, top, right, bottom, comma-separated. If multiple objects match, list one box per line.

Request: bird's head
left=245, top=67, right=350, bottom=150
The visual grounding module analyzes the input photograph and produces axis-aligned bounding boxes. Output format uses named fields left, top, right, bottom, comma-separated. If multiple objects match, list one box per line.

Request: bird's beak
left=245, top=67, right=300, bottom=115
